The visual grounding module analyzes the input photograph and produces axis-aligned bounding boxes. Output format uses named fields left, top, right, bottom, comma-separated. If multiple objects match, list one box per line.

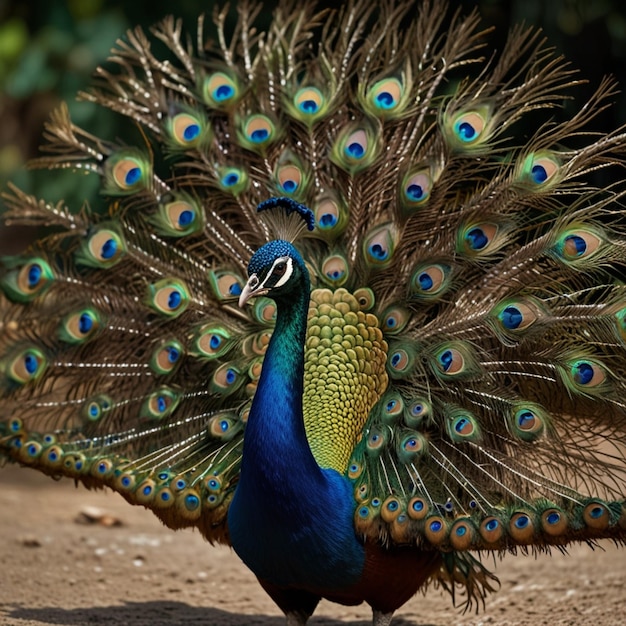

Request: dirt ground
left=1, top=466, right=626, bottom=626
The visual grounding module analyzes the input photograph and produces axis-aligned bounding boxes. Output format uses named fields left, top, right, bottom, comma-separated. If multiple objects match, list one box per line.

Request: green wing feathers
left=2, top=0, right=626, bottom=560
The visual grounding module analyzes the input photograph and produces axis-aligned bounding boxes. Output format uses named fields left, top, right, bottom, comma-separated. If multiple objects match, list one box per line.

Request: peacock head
left=239, top=239, right=308, bottom=307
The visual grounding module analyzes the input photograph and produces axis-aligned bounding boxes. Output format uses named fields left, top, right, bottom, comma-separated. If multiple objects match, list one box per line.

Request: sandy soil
left=1, top=465, right=626, bottom=626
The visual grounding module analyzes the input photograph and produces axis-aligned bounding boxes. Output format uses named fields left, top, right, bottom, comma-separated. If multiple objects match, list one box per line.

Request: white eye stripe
left=260, top=256, right=293, bottom=289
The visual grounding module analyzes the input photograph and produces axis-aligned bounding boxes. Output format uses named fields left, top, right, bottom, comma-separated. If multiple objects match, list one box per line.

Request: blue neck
left=228, top=265, right=364, bottom=589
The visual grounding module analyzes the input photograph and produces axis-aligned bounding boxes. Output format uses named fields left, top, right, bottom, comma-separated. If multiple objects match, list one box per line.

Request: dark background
left=1, top=0, right=625, bottom=210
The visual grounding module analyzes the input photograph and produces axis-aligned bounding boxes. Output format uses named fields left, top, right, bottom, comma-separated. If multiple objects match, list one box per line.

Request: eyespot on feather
left=410, top=263, right=451, bottom=300
left=401, top=168, right=434, bottom=209
left=540, top=507, right=569, bottom=536
left=1, top=257, right=55, bottom=302
left=146, top=278, right=190, bottom=318
left=552, top=226, right=603, bottom=264
left=365, top=427, right=387, bottom=456
left=565, top=358, right=607, bottom=392
left=516, top=152, right=560, bottom=189
left=449, top=518, right=478, bottom=550
left=445, top=408, right=481, bottom=443
left=381, top=306, right=410, bottom=335
left=387, top=344, right=415, bottom=379
left=380, top=496, right=403, bottom=523
left=252, top=297, right=277, bottom=325
left=508, top=403, right=549, bottom=442
left=190, top=324, right=233, bottom=360
left=331, top=123, right=379, bottom=173
left=140, top=387, right=180, bottom=420
left=443, top=106, right=492, bottom=151
left=353, top=287, right=375, bottom=311
left=490, top=297, right=541, bottom=343
left=407, top=496, right=429, bottom=520
left=396, top=431, right=427, bottom=463
left=154, top=195, right=204, bottom=237
left=321, top=255, right=349, bottom=286
left=239, top=114, right=276, bottom=149
left=424, top=516, right=449, bottom=545
left=509, top=511, right=535, bottom=543
left=211, top=363, right=244, bottom=395
left=404, top=397, right=432, bottom=428
left=4, top=347, right=47, bottom=385
left=167, top=111, right=207, bottom=148
left=365, top=77, right=405, bottom=118
left=582, top=501, right=611, bottom=530
left=208, top=270, right=244, bottom=301
left=314, top=196, right=346, bottom=236
left=150, top=339, right=184, bottom=375
left=217, top=166, right=249, bottom=194
left=203, top=71, right=240, bottom=108
left=291, top=87, right=326, bottom=122
left=208, top=413, right=241, bottom=440
left=479, top=516, right=505, bottom=545
left=363, top=223, right=398, bottom=268
left=104, top=152, right=151, bottom=195
left=78, top=228, right=126, bottom=268
left=81, top=394, right=114, bottom=423
left=457, top=222, right=507, bottom=258
left=59, top=308, right=102, bottom=344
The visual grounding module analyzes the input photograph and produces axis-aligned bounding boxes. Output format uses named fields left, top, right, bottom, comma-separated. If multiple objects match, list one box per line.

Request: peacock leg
left=372, top=610, right=394, bottom=626
left=258, top=578, right=320, bottom=625
left=286, top=612, right=309, bottom=626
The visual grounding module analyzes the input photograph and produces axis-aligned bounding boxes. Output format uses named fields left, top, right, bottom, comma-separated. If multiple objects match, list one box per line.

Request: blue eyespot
left=178, top=209, right=194, bottom=227
left=418, top=272, right=433, bottom=290
left=319, top=213, right=338, bottom=228
left=250, top=128, right=269, bottom=143
left=228, top=282, right=242, bottom=296
left=369, top=243, right=388, bottom=261
left=500, top=305, right=522, bottom=329
left=101, top=238, right=118, bottom=260
left=465, top=227, right=488, bottom=250
left=531, top=164, right=548, bottom=184
left=346, top=142, right=365, bottom=159
left=439, top=349, right=453, bottom=372
left=28, top=264, right=42, bottom=286
left=24, top=353, right=38, bottom=374
left=222, top=173, right=239, bottom=187
left=406, top=184, right=425, bottom=202
left=168, top=290, right=182, bottom=310
left=299, top=99, right=318, bottom=113
left=546, top=511, right=561, bottom=525
left=183, top=124, right=200, bottom=142
left=125, top=167, right=142, bottom=186
left=375, top=91, right=395, bottom=109
left=564, top=234, right=586, bottom=257
left=573, top=361, right=594, bottom=385
left=214, top=84, right=234, bottom=101
left=456, top=121, right=477, bottom=142
left=78, top=313, right=93, bottom=334
left=429, top=520, right=442, bottom=532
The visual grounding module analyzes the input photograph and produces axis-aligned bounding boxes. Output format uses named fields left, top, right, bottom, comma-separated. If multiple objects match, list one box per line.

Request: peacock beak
left=238, top=274, right=268, bottom=307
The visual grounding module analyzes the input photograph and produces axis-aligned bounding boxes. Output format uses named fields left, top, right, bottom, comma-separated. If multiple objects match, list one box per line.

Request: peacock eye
left=274, top=262, right=287, bottom=276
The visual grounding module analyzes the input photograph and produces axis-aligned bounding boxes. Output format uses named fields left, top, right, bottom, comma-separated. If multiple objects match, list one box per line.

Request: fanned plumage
left=2, top=1, right=626, bottom=624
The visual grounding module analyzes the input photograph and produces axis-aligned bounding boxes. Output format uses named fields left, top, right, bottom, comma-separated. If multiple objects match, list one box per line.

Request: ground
left=1, top=465, right=626, bottom=626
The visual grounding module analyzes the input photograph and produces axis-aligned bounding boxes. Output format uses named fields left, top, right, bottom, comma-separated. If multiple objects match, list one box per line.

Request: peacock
left=2, top=1, right=626, bottom=624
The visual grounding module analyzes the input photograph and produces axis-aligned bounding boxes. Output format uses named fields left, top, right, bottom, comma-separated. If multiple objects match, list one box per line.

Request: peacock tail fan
left=1, top=0, right=626, bottom=608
